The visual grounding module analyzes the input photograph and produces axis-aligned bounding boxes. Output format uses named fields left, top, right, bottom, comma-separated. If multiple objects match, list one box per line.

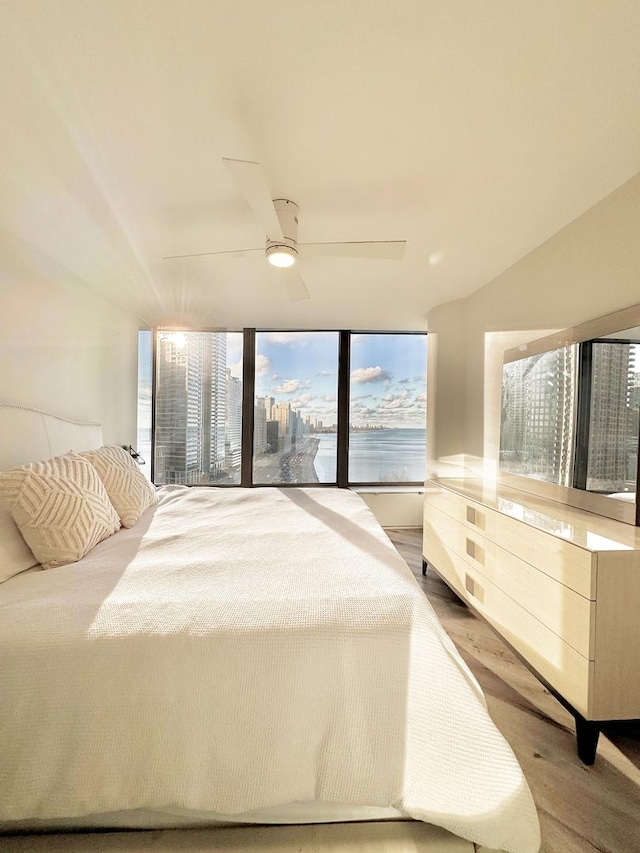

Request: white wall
left=428, top=171, right=640, bottom=476
left=0, top=228, right=139, bottom=447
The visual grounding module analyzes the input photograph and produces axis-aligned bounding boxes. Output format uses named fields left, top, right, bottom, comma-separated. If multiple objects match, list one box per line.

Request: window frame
left=144, top=327, right=427, bottom=488
left=346, top=330, right=428, bottom=488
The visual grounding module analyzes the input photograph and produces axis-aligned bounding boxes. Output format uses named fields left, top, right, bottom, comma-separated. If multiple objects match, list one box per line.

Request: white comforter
left=0, top=487, right=540, bottom=852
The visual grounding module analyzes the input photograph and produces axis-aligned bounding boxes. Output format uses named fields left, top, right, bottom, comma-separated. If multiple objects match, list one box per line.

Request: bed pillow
left=80, top=445, right=158, bottom=528
left=0, top=508, right=39, bottom=583
left=0, top=452, right=120, bottom=570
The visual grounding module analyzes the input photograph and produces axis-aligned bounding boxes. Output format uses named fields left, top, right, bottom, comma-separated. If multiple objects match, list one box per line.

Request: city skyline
left=140, top=331, right=428, bottom=430
left=245, top=331, right=427, bottom=429
left=138, top=330, right=427, bottom=486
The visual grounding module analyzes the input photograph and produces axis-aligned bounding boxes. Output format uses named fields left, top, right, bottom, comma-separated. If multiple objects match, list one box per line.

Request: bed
left=0, top=403, right=541, bottom=853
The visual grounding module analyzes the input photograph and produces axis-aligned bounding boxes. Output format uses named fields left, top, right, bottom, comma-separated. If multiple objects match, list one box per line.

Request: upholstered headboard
left=0, top=403, right=103, bottom=470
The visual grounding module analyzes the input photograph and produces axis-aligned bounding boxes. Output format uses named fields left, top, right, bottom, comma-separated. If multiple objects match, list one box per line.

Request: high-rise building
left=225, top=368, right=242, bottom=471
left=263, top=396, right=275, bottom=421
left=500, top=346, right=576, bottom=486
left=587, top=343, right=635, bottom=491
left=154, top=331, right=228, bottom=484
left=266, top=420, right=280, bottom=452
left=272, top=402, right=293, bottom=450
left=254, top=400, right=267, bottom=453
left=208, top=335, right=228, bottom=480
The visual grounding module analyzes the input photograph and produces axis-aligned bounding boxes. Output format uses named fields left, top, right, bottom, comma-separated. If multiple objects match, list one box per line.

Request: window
left=136, top=330, right=153, bottom=481
left=153, top=331, right=243, bottom=485
left=349, top=333, right=427, bottom=484
left=253, top=332, right=339, bottom=484
left=141, top=329, right=427, bottom=487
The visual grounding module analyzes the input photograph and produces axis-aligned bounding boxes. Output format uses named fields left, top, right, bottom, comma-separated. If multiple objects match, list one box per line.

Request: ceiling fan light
left=266, top=244, right=297, bottom=268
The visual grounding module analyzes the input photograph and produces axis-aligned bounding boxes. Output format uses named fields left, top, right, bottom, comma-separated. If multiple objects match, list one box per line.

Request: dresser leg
left=422, top=559, right=428, bottom=576
left=575, top=714, right=600, bottom=765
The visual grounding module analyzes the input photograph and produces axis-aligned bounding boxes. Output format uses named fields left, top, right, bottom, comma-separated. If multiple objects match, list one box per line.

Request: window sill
left=352, top=485, right=424, bottom=494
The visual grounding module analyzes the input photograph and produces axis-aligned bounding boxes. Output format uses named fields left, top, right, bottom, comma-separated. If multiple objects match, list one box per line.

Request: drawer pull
left=465, top=573, right=485, bottom=604
left=466, top=537, right=485, bottom=565
left=466, top=505, right=485, bottom=529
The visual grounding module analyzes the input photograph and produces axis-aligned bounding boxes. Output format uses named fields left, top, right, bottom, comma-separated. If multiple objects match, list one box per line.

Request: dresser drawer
left=425, top=486, right=596, bottom=599
left=460, top=561, right=592, bottom=718
left=425, top=503, right=595, bottom=658
left=423, top=525, right=592, bottom=716
left=422, top=512, right=466, bottom=599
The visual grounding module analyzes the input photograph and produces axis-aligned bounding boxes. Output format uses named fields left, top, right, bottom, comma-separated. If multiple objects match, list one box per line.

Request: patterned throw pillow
left=0, top=452, right=120, bottom=570
left=81, top=446, right=157, bottom=528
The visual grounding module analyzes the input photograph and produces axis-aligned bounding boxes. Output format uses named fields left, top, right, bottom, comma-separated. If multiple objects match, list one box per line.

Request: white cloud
left=264, top=332, right=310, bottom=345
left=382, top=391, right=410, bottom=403
left=255, top=354, right=273, bottom=377
left=273, top=378, right=301, bottom=394
left=350, top=366, right=391, bottom=384
left=289, top=393, right=314, bottom=408
left=228, top=359, right=243, bottom=379
left=226, top=334, right=244, bottom=363
left=322, top=394, right=336, bottom=402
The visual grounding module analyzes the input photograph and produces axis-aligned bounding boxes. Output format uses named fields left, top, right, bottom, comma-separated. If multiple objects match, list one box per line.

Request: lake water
left=139, top=427, right=427, bottom=484
left=313, top=428, right=426, bottom=483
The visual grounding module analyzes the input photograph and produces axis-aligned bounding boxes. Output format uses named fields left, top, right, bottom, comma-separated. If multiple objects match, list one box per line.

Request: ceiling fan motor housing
left=266, top=198, right=299, bottom=255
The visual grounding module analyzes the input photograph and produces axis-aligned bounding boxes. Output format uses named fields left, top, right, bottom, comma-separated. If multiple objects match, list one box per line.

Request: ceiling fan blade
left=281, top=268, right=310, bottom=302
left=223, top=157, right=284, bottom=241
left=299, top=240, right=406, bottom=260
left=163, top=247, right=262, bottom=260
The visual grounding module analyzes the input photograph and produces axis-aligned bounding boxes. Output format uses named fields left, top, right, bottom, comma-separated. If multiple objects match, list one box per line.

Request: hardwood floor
left=386, top=528, right=640, bottom=853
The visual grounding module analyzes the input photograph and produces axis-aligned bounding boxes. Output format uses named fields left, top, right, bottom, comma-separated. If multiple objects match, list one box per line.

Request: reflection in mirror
left=500, top=321, right=640, bottom=522
left=500, top=345, right=576, bottom=488
left=584, top=340, right=640, bottom=498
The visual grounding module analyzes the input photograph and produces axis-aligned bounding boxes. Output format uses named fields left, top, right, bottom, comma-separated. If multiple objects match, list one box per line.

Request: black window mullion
left=573, top=341, right=593, bottom=490
left=337, top=330, right=351, bottom=488
left=241, top=328, right=256, bottom=487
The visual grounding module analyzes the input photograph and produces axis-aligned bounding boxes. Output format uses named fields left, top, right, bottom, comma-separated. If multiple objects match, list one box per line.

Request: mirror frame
left=500, top=302, right=640, bottom=526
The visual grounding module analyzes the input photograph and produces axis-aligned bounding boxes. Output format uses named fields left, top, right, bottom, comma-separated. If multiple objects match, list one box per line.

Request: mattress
left=0, top=486, right=540, bottom=852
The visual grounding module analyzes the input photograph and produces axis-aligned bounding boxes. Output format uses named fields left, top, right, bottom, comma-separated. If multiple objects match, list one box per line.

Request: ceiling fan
left=163, top=158, right=407, bottom=302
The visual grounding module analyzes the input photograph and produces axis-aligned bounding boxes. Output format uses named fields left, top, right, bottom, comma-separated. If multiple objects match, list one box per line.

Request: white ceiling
left=1, top=0, right=640, bottom=330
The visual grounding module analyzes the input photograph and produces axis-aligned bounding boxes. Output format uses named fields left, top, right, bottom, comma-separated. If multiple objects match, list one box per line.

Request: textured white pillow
left=81, top=445, right=157, bottom=528
left=0, top=508, right=38, bottom=583
left=0, top=452, right=120, bottom=570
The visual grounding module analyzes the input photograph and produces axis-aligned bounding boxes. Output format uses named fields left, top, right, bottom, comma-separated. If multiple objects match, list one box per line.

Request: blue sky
left=142, top=331, right=427, bottom=429
left=249, top=332, right=426, bottom=428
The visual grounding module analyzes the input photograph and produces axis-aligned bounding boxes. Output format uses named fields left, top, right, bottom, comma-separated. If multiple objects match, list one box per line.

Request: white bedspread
left=0, top=487, right=540, bottom=852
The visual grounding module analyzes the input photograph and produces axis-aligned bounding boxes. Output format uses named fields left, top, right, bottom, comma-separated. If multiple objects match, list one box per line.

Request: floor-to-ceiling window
left=140, top=329, right=427, bottom=487
left=348, top=333, right=427, bottom=484
left=253, top=332, right=339, bottom=485
left=136, top=329, right=153, bottom=481
left=152, top=330, right=243, bottom=485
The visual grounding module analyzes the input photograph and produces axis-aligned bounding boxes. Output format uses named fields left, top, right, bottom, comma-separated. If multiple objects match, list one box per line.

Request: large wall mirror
left=499, top=303, right=640, bottom=525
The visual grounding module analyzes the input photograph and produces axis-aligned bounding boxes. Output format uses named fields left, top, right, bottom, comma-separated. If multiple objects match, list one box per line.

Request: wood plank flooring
left=3, top=528, right=639, bottom=853
left=388, top=528, right=640, bottom=853
left=0, top=822, right=478, bottom=853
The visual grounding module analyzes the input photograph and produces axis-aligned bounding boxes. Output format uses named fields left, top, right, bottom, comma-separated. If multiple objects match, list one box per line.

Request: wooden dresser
left=423, top=477, right=640, bottom=763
